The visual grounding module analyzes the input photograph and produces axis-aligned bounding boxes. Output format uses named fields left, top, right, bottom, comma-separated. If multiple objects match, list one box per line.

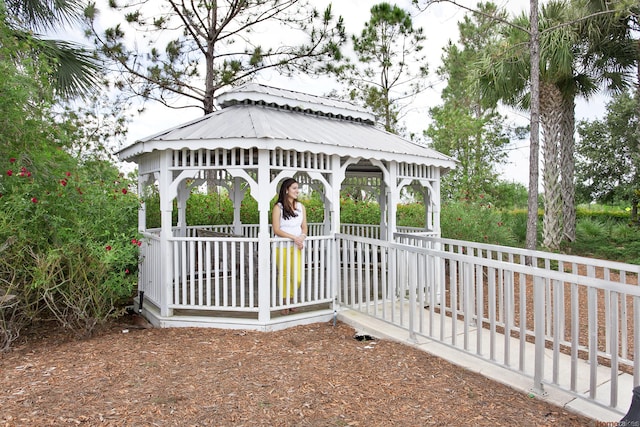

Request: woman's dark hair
left=277, top=178, right=298, bottom=220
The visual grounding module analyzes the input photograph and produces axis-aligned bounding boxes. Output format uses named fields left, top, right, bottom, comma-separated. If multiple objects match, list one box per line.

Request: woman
left=271, top=178, right=308, bottom=314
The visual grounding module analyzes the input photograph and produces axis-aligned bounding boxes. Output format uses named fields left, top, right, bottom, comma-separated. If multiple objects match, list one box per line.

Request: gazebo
left=118, top=83, right=456, bottom=330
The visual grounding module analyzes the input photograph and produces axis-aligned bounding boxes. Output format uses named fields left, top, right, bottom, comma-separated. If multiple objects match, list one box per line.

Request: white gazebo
left=119, top=83, right=456, bottom=330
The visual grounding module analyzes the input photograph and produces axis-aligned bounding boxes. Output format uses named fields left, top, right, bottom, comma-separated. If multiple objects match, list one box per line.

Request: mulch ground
left=0, top=315, right=603, bottom=427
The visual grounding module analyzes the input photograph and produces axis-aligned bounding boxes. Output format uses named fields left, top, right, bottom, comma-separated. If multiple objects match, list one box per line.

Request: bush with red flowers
left=0, top=44, right=140, bottom=349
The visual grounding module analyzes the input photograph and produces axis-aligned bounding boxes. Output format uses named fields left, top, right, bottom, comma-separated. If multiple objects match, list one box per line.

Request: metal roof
left=119, top=84, right=457, bottom=171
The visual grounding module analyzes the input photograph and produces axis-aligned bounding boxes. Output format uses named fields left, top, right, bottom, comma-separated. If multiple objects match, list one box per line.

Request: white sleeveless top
left=278, top=202, right=303, bottom=237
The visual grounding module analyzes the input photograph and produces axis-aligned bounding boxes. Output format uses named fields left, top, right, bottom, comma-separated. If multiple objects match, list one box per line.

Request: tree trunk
left=560, top=94, right=576, bottom=242
left=540, top=81, right=563, bottom=250
left=526, top=0, right=540, bottom=253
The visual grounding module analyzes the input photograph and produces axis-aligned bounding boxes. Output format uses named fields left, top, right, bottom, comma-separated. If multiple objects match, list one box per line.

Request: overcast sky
left=101, top=0, right=608, bottom=186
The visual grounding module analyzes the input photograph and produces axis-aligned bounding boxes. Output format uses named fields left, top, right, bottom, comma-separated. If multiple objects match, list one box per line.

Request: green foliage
left=426, top=3, right=514, bottom=200
left=186, top=192, right=234, bottom=225
left=336, top=2, right=427, bottom=135
left=0, top=22, right=139, bottom=349
left=576, top=91, right=640, bottom=215
left=576, top=204, right=631, bottom=222
left=340, top=198, right=380, bottom=225
left=487, top=181, right=529, bottom=209
left=562, top=218, right=640, bottom=264
left=397, top=203, right=424, bottom=227
left=440, top=199, right=516, bottom=246
left=88, top=1, right=346, bottom=113
left=305, top=197, right=325, bottom=223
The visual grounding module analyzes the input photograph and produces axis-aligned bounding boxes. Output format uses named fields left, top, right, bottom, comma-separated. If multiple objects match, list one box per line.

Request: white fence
left=138, top=231, right=334, bottom=315
left=337, top=232, right=640, bottom=414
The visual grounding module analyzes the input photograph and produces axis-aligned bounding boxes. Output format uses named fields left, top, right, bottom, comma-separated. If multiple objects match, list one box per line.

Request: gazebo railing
left=170, top=235, right=260, bottom=312
left=271, top=236, right=334, bottom=312
left=139, top=232, right=163, bottom=308
left=138, top=224, right=435, bottom=312
left=139, top=234, right=335, bottom=315
left=149, top=223, right=435, bottom=240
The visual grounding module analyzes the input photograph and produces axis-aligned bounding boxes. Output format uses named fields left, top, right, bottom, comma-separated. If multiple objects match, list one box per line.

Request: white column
left=433, top=169, right=442, bottom=237
left=176, top=181, right=188, bottom=237
left=257, top=150, right=272, bottom=323
left=379, top=178, right=387, bottom=239
left=387, top=161, right=398, bottom=241
left=232, top=176, right=244, bottom=235
left=159, top=151, right=174, bottom=317
left=331, top=155, right=345, bottom=235
left=137, top=174, right=147, bottom=233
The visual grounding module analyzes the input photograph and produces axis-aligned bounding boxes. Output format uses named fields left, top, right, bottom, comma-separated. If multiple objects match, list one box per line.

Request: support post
left=257, top=150, right=272, bottom=323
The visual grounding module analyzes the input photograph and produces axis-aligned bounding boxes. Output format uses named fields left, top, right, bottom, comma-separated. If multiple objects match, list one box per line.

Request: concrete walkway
left=338, top=308, right=631, bottom=424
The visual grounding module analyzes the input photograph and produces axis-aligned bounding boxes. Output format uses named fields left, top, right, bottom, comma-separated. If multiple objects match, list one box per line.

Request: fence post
left=531, top=276, right=547, bottom=396
left=408, top=251, right=417, bottom=343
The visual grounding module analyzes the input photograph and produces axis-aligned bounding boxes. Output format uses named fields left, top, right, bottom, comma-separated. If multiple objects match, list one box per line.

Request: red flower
left=65, top=172, right=71, bottom=177
left=121, top=188, right=128, bottom=194
left=9, top=158, right=16, bottom=163
left=6, top=170, right=12, bottom=176
left=31, top=197, right=38, bottom=203
left=60, top=179, right=67, bottom=186
left=105, top=245, right=112, bottom=251
left=125, top=269, right=130, bottom=274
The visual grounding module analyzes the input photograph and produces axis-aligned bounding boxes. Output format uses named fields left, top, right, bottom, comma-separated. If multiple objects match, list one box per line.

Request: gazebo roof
left=118, top=83, right=457, bottom=171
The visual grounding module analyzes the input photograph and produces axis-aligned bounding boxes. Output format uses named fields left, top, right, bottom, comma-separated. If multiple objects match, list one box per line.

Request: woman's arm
left=271, top=204, right=286, bottom=238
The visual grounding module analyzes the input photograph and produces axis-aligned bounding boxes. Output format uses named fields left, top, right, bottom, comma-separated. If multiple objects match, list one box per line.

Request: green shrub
left=340, top=198, right=380, bottom=224
left=397, top=203, right=425, bottom=227
left=0, top=152, right=140, bottom=344
left=441, top=199, right=516, bottom=246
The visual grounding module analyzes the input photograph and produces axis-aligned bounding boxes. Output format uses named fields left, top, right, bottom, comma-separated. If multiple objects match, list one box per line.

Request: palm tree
left=562, top=0, right=637, bottom=241
left=3, top=0, right=100, bottom=98
left=478, top=0, right=635, bottom=250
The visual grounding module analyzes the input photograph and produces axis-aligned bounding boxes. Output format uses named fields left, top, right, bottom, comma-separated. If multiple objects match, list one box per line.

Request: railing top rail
left=271, top=235, right=332, bottom=242
left=141, top=231, right=161, bottom=240
left=170, top=236, right=258, bottom=242
left=395, top=233, right=640, bottom=273
left=336, top=233, right=391, bottom=247
left=389, top=238, right=640, bottom=296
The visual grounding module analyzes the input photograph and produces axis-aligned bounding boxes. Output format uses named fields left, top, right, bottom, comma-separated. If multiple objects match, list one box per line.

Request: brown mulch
left=0, top=316, right=601, bottom=427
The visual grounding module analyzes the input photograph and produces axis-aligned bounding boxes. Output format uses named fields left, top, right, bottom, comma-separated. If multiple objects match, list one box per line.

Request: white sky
left=94, top=0, right=608, bottom=186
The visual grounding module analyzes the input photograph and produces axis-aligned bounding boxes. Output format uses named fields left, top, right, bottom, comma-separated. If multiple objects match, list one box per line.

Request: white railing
left=162, top=234, right=334, bottom=314
left=139, top=232, right=162, bottom=308
left=338, top=232, right=640, bottom=414
left=170, top=235, right=259, bottom=311
left=151, top=223, right=433, bottom=239
left=271, top=236, right=334, bottom=312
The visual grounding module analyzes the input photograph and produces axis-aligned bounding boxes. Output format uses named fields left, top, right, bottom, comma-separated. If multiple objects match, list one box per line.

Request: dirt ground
left=0, top=315, right=605, bottom=427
